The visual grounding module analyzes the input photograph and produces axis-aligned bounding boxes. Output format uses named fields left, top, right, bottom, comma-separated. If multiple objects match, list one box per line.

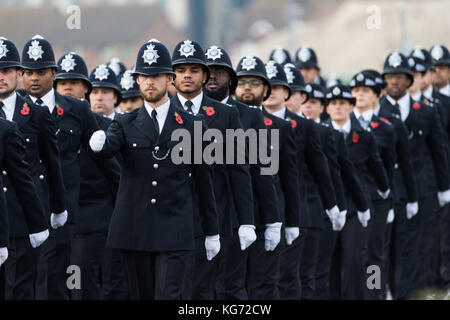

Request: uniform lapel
left=132, top=106, right=158, bottom=143
left=12, top=93, right=32, bottom=128
left=157, top=103, right=182, bottom=145
left=198, top=95, right=219, bottom=125
left=54, top=92, right=73, bottom=121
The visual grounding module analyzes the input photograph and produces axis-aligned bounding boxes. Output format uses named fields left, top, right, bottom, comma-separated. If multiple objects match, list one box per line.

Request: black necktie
left=184, top=100, right=193, bottom=114
left=393, top=102, right=401, bottom=118
left=35, top=98, right=44, bottom=105
left=151, top=109, right=159, bottom=136
left=0, top=101, right=6, bottom=119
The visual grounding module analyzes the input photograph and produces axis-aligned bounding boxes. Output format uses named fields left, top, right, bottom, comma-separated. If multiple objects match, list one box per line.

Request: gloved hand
left=332, top=210, right=347, bottom=231
left=386, top=208, right=395, bottom=224
left=325, top=205, right=339, bottom=223
left=238, top=225, right=256, bottom=251
left=285, top=227, right=300, bottom=245
left=377, top=189, right=391, bottom=200
left=205, top=234, right=220, bottom=261
left=29, top=229, right=49, bottom=248
left=406, top=201, right=419, bottom=220
left=357, top=209, right=371, bottom=228
left=50, top=210, right=68, bottom=229
left=264, top=222, right=282, bottom=251
left=89, top=130, right=106, bottom=152
left=0, top=247, right=8, bottom=267
left=437, top=189, right=450, bottom=207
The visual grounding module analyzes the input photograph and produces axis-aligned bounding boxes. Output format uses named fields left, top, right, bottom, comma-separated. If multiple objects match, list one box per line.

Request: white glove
left=386, top=208, right=395, bottom=224
left=264, top=222, right=282, bottom=251
left=332, top=210, right=347, bottom=231
left=406, top=201, right=419, bottom=220
left=0, top=247, right=8, bottom=267
left=29, top=229, right=49, bottom=248
left=437, top=189, right=450, bottom=207
left=285, top=227, right=300, bottom=245
left=238, top=225, right=257, bottom=251
left=357, top=209, right=371, bottom=228
left=377, top=189, right=391, bottom=200
left=50, top=210, right=68, bottom=229
left=89, top=130, right=106, bottom=152
left=325, top=205, right=340, bottom=222
left=205, top=234, right=220, bottom=261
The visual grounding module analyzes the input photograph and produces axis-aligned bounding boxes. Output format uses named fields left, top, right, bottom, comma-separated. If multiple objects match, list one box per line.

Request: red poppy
left=206, top=107, right=215, bottom=116
left=352, top=132, right=359, bottom=144
left=57, top=107, right=64, bottom=116
left=380, top=117, right=390, bottom=124
left=412, top=102, right=421, bottom=110
left=175, top=112, right=183, bottom=124
left=291, top=119, right=297, bottom=128
left=21, top=104, right=30, bottom=115
left=423, top=98, right=430, bottom=105
left=370, top=121, right=379, bottom=129
left=264, top=117, right=273, bottom=126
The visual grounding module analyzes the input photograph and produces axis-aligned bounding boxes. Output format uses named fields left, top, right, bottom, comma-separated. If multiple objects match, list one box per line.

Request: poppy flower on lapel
left=412, top=102, right=421, bottom=110
left=202, top=106, right=215, bottom=116
left=352, top=132, right=359, bottom=144
left=175, top=112, right=183, bottom=124
left=264, top=117, right=273, bottom=126
left=370, top=121, right=379, bottom=129
left=20, top=103, right=30, bottom=115
left=56, top=104, right=64, bottom=116
left=286, top=116, right=297, bottom=128
left=380, top=117, right=390, bottom=124
left=423, top=98, right=430, bottom=105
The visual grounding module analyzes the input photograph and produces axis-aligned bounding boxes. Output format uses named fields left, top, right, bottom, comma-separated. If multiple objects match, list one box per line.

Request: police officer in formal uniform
left=350, top=72, right=397, bottom=299
left=204, top=47, right=280, bottom=299
left=88, top=40, right=220, bottom=299
left=118, top=70, right=143, bottom=113
left=269, top=46, right=292, bottom=66
left=54, top=52, right=92, bottom=100
left=379, top=51, right=450, bottom=299
left=0, top=36, right=66, bottom=300
left=21, top=35, right=100, bottom=300
left=294, top=46, right=326, bottom=87
left=170, top=40, right=255, bottom=299
left=430, top=45, right=450, bottom=97
left=326, top=84, right=390, bottom=299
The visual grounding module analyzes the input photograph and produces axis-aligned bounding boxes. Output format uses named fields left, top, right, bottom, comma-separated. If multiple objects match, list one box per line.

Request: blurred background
left=1, top=0, right=449, bottom=81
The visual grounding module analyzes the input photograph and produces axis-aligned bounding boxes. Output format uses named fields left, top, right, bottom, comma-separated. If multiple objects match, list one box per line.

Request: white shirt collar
left=177, top=92, right=203, bottom=115
left=314, top=118, right=320, bottom=123
left=386, top=92, right=410, bottom=121
left=272, top=106, right=286, bottom=119
left=332, top=119, right=351, bottom=134
left=439, top=84, right=450, bottom=97
left=104, top=112, right=115, bottom=120
left=353, top=108, right=373, bottom=122
left=1, top=92, right=17, bottom=121
left=423, top=85, right=433, bottom=100
left=221, top=96, right=230, bottom=105
left=373, top=104, right=381, bottom=116
left=30, top=88, right=56, bottom=113
left=144, top=99, right=170, bottom=133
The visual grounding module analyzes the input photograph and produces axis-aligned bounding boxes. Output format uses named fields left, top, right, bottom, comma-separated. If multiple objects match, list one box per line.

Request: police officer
left=379, top=51, right=450, bottom=299
left=21, top=35, right=100, bottom=299
left=118, top=70, right=143, bottom=113
left=204, top=47, right=280, bottom=299
left=0, top=36, right=66, bottom=299
left=294, top=45, right=326, bottom=87
left=269, top=46, right=292, bottom=66
left=170, top=40, right=255, bottom=299
left=430, top=45, right=450, bottom=97
left=107, top=57, right=126, bottom=80
left=54, top=52, right=92, bottom=99
left=326, top=84, right=389, bottom=299
left=88, top=40, right=220, bottom=299
left=350, top=72, right=396, bottom=300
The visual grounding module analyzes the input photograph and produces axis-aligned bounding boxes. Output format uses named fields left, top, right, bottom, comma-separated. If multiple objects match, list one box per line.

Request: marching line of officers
left=0, top=34, right=450, bottom=300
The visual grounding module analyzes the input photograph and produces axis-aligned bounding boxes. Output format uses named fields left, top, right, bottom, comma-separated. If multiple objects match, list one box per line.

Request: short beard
left=141, top=88, right=166, bottom=103
left=236, top=92, right=265, bottom=106
left=0, top=87, right=15, bottom=100
left=204, top=83, right=229, bottom=101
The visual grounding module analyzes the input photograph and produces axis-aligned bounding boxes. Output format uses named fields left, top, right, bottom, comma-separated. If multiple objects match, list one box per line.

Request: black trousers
left=313, top=219, right=338, bottom=300
left=300, top=228, right=320, bottom=300
left=120, top=249, right=190, bottom=300
left=2, top=237, right=40, bottom=300
left=365, top=199, right=391, bottom=300
left=278, top=228, right=307, bottom=300
left=182, top=236, right=223, bottom=300
left=330, top=212, right=369, bottom=300
left=434, top=203, right=450, bottom=289
left=389, top=196, right=433, bottom=299
left=35, top=226, right=72, bottom=300
left=101, top=247, right=128, bottom=299
left=246, top=237, right=281, bottom=300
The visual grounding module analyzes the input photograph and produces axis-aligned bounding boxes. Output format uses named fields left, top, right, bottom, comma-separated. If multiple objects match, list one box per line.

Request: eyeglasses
left=237, top=79, right=263, bottom=87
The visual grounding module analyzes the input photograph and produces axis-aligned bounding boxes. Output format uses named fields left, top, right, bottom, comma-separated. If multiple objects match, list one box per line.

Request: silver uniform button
left=2, top=171, right=6, bottom=176
left=3, top=187, right=6, bottom=192
left=153, top=164, right=158, bottom=169
left=133, top=143, right=137, bottom=147
left=394, top=163, right=399, bottom=169
left=419, top=130, right=423, bottom=135
left=26, top=138, right=30, bottom=142
left=151, top=198, right=156, bottom=204
left=39, top=175, right=44, bottom=180
left=70, top=129, right=73, bottom=134
left=154, top=146, right=160, bottom=151
left=188, top=173, right=192, bottom=178
left=152, top=181, right=157, bottom=187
